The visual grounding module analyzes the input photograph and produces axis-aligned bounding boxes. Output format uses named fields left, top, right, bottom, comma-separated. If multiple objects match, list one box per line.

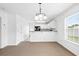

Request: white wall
left=48, top=20, right=56, bottom=28
left=0, top=8, right=28, bottom=48
left=7, top=12, right=28, bottom=45
left=16, top=15, right=28, bottom=44
left=0, top=9, right=8, bottom=48
left=7, top=13, right=16, bottom=45
left=55, top=4, right=79, bottom=55
left=0, top=9, right=17, bottom=47
left=16, top=15, right=23, bottom=44
left=0, top=16, right=1, bottom=47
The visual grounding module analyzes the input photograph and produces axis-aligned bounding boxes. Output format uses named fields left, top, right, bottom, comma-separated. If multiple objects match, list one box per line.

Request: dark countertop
left=30, top=30, right=57, bottom=32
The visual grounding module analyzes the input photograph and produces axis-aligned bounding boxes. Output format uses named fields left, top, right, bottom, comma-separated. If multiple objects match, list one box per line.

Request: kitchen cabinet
left=30, top=31, right=56, bottom=42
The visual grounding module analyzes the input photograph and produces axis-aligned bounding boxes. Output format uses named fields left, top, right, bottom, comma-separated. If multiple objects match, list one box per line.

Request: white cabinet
left=30, top=31, right=56, bottom=42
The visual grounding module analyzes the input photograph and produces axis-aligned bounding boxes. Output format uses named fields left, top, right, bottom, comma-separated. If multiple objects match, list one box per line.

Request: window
left=65, top=12, right=79, bottom=44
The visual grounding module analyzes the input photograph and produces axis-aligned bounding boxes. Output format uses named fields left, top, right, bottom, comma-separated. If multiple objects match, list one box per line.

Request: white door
left=1, top=14, right=8, bottom=48
left=0, top=17, right=1, bottom=48
left=23, top=25, right=30, bottom=41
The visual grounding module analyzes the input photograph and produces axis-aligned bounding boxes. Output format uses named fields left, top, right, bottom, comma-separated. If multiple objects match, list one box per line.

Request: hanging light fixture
left=35, top=3, right=47, bottom=21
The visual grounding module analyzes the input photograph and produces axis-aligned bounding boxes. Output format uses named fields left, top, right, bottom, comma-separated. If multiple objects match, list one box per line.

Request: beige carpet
left=0, top=42, right=75, bottom=56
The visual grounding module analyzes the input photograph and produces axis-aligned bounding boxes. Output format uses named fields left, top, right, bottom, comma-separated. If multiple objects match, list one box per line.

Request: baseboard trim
left=0, top=44, right=8, bottom=49
left=16, top=40, right=22, bottom=45
left=30, top=40, right=56, bottom=42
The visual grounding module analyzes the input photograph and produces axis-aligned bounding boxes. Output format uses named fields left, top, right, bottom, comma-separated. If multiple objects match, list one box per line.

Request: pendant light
left=35, top=3, right=47, bottom=21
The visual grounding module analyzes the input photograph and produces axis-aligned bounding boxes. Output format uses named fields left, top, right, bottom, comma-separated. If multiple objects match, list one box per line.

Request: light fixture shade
left=35, top=13, right=47, bottom=21
left=35, top=16, right=39, bottom=20
left=34, top=3, right=47, bottom=23
left=44, top=16, right=47, bottom=19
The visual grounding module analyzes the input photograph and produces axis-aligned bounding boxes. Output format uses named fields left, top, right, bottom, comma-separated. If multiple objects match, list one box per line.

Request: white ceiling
left=0, top=3, right=74, bottom=21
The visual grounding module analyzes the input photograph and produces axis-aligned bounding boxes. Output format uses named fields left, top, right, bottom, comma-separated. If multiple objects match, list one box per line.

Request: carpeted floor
left=0, top=42, right=75, bottom=56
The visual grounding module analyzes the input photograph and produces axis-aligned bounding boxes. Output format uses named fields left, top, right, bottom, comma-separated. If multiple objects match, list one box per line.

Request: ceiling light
left=35, top=3, right=47, bottom=22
